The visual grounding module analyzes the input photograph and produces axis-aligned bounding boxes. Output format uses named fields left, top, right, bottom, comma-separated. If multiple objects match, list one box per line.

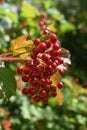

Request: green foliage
left=0, top=0, right=87, bottom=130
left=0, top=68, right=16, bottom=98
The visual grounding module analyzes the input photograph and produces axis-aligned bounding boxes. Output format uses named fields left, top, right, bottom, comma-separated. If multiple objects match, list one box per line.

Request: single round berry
left=53, top=43, right=60, bottom=50
left=42, top=54, right=49, bottom=61
left=50, top=92, right=57, bottom=97
left=30, top=53, right=36, bottom=59
left=40, top=12, right=47, bottom=19
left=57, top=82, right=64, bottom=89
left=55, top=48, right=62, bottom=56
left=17, top=67, right=23, bottom=74
left=42, top=97, right=48, bottom=103
left=50, top=33, right=57, bottom=43
left=58, top=69, right=64, bottom=75
left=32, top=47, right=40, bottom=55
left=45, top=39, right=51, bottom=48
left=39, top=78, right=46, bottom=85
left=25, top=62, right=32, bottom=69
left=39, top=90, right=47, bottom=98
left=57, top=57, right=64, bottom=64
left=34, top=38, right=40, bottom=46
left=33, top=95, right=40, bottom=103
left=43, top=29, right=49, bottom=35
left=33, top=59, right=40, bottom=65
left=23, top=67, right=29, bottom=74
left=52, top=62, right=57, bottom=68
left=22, top=75, right=29, bottom=82
left=39, top=42, right=46, bottom=53
left=50, top=86, right=56, bottom=92
left=22, top=88, right=29, bottom=95
left=29, top=88, right=36, bottom=96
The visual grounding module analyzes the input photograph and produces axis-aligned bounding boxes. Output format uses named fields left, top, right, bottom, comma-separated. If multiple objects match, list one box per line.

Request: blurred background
left=0, top=0, right=87, bottom=130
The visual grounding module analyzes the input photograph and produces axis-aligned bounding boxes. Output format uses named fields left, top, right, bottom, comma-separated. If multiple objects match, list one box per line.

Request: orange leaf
left=10, top=35, right=34, bottom=57
left=56, top=89, right=64, bottom=106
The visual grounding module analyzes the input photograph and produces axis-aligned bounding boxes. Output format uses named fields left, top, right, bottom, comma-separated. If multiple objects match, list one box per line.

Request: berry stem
left=1, top=57, right=30, bottom=62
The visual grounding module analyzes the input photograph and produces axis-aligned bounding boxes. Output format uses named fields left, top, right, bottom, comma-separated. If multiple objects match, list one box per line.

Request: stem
left=0, top=52, right=12, bottom=57
left=1, top=57, right=30, bottom=62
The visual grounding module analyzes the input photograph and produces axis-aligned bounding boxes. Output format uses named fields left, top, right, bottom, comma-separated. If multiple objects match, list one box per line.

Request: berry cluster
left=17, top=32, right=64, bottom=103
left=38, top=12, right=53, bottom=36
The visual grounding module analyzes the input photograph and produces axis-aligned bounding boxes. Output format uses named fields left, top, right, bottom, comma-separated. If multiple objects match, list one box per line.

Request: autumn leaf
left=10, top=35, right=34, bottom=58
left=51, top=72, right=64, bottom=105
left=56, top=89, right=64, bottom=106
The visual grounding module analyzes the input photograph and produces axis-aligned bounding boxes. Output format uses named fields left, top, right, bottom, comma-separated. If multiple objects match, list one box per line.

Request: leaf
left=21, top=2, right=39, bottom=19
left=56, top=89, right=64, bottom=106
left=10, top=35, right=34, bottom=57
left=51, top=72, right=60, bottom=86
left=51, top=72, right=64, bottom=105
left=0, top=6, right=18, bottom=24
left=60, top=22, right=75, bottom=33
left=0, top=68, right=16, bottom=98
left=61, top=48, right=71, bottom=58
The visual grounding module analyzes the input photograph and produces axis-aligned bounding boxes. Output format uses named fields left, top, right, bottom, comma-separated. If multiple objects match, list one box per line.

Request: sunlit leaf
left=10, top=35, right=34, bottom=57
left=48, top=22, right=57, bottom=32
left=60, top=22, right=75, bottom=33
left=56, top=89, right=64, bottom=106
left=51, top=72, right=64, bottom=105
left=21, top=2, right=39, bottom=19
left=51, top=72, right=60, bottom=86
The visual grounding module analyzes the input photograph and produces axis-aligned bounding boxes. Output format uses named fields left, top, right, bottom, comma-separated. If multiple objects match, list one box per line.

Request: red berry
left=57, top=82, right=64, bottom=89
left=23, top=67, right=29, bottom=74
left=34, top=38, right=40, bottom=46
left=50, top=33, right=57, bottom=43
left=29, top=88, right=36, bottom=96
left=58, top=69, right=64, bottom=75
left=33, top=95, right=40, bottom=102
left=17, top=67, right=23, bottom=74
left=39, top=90, right=47, bottom=98
left=37, top=66, right=44, bottom=73
left=53, top=43, right=60, bottom=50
left=46, top=59, right=53, bottom=65
left=22, top=75, right=29, bottom=82
left=40, top=12, right=47, bottom=19
left=39, top=78, right=46, bottom=85
left=22, top=88, right=29, bottom=95
left=39, top=42, right=46, bottom=53
left=33, top=59, right=40, bottom=65
left=43, top=29, right=49, bottom=35
left=30, top=79, right=39, bottom=86
left=52, top=62, right=57, bottom=68
left=30, top=53, right=36, bottom=59
left=50, top=86, right=56, bottom=92
left=42, top=54, right=49, bottom=61
left=50, top=92, right=57, bottom=97
left=32, top=47, right=40, bottom=55
left=45, top=39, right=51, bottom=48
left=45, top=78, right=52, bottom=85
left=42, top=97, right=48, bottom=103
left=57, top=57, right=63, bottom=64
left=25, top=62, right=31, bottom=68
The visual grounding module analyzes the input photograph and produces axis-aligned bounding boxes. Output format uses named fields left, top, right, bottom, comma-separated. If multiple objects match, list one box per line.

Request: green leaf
left=0, top=6, right=18, bottom=24
left=0, top=68, right=16, bottom=98
left=21, top=2, right=39, bottom=19
left=60, top=22, right=75, bottom=33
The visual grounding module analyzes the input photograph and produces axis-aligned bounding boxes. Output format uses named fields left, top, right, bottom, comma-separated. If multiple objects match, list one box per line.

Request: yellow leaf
left=51, top=72, right=60, bottom=86
left=21, top=2, right=39, bottom=19
left=56, top=89, right=64, bottom=106
left=10, top=35, right=34, bottom=57
left=48, top=22, right=57, bottom=32
left=51, top=71, right=64, bottom=105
